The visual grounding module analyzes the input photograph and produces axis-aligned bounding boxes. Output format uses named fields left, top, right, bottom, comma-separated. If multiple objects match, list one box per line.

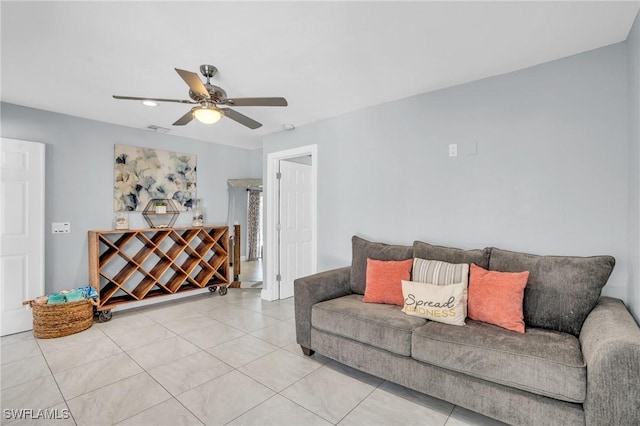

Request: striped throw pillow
left=412, top=258, right=470, bottom=317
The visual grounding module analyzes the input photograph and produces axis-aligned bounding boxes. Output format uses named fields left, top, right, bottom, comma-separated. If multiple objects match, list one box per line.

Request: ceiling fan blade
left=113, top=95, right=196, bottom=104
left=175, top=68, right=210, bottom=99
left=224, top=97, right=288, bottom=107
left=221, top=108, right=262, bottom=129
left=172, top=109, right=194, bottom=126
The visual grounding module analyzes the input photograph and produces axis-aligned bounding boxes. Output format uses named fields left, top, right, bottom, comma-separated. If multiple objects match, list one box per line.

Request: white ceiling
left=2, top=1, right=639, bottom=150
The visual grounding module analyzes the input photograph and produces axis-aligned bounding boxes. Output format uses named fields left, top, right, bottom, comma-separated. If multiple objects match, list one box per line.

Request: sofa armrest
left=294, top=266, right=352, bottom=349
left=580, top=297, right=640, bottom=426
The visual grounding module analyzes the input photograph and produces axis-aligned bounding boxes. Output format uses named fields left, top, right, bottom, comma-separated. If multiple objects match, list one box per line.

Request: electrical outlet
left=52, top=222, right=71, bottom=234
left=448, top=144, right=458, bottom=157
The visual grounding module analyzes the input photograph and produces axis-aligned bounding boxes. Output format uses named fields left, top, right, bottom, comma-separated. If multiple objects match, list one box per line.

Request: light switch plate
left=52, top=222, right=71, bottom=234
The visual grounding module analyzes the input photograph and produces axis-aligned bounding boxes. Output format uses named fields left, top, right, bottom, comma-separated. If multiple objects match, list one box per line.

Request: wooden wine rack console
left=88, top=226, right=229, bottom=313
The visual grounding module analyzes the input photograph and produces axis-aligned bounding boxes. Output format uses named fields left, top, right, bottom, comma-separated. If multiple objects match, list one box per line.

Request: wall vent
left=146, top=125, right=170, bottom=133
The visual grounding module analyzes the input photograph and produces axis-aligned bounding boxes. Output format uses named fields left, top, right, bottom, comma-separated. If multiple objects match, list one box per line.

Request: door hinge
left=276, top=172, right=282, bottom=180
left=276, top=223, right=281, bottom=231
left=276, top=274, right=281, bottom=282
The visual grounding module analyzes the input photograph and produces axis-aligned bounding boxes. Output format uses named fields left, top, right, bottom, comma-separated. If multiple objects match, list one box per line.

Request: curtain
left=247, top=189, right=261, bottom=261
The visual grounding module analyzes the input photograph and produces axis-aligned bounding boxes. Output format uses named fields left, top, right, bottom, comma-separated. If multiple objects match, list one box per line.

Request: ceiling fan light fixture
left=142, top=100, right=158, bottom=107
left=193, top=106, right=222, bottom=124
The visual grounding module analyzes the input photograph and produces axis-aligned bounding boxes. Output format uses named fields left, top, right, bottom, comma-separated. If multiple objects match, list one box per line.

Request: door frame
left=263, top=144, right=317, bottom=301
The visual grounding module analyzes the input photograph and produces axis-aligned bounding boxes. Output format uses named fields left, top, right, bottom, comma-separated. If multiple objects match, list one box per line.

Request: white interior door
left=278, top=159, right=312, bottom=299
left=1, top=138, right=45, bottom=336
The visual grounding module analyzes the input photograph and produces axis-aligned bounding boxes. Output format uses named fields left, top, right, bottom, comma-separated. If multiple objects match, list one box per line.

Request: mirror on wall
left=227, top=179, right=263, bottom=283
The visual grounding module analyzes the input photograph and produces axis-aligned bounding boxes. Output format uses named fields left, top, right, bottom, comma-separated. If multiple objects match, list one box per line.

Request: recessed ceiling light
left=283, top=124, right=295, bottom=131
left=142, top=100, right=158, bottom=107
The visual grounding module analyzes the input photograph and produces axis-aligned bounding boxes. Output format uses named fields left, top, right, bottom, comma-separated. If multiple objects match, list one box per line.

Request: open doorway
left=264, top=145, right=318, bottom=301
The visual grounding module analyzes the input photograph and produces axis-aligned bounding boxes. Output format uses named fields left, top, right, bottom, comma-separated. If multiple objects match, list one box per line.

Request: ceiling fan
left=113, top=64, right=288, bottom=129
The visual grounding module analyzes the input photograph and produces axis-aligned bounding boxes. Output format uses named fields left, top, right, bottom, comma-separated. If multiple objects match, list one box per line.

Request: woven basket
left=24, top=299, right=96, bottom=339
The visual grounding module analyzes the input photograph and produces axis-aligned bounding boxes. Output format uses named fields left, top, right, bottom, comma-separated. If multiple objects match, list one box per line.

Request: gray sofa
left=294, top=237, right=640, bottom=426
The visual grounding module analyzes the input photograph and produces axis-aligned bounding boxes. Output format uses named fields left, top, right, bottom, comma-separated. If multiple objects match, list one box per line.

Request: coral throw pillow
left=363, top=258, right=413, bottom=305
left=468, top=263, right=530, bottom=333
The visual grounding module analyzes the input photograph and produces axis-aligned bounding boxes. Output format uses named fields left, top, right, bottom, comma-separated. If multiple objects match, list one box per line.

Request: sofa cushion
left=401, top=280, right=467, bottom=326
left=488, top=248, right=615, bottom=336
left=351, top=236, right=413, bottom=295
left=413, top=241, right=490, bottom=269
left=411, top=320, right=586, bottom=403
left=312, top=294, right=426, bottom=356
left=468, top=263, right=529, bottom=333
left=362, top=259, right=413, bottom=306
left=412, top=258, right=469, bottom=285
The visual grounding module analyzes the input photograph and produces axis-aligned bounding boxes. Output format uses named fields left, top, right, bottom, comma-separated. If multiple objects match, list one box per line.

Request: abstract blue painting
left=114, top=144, right=197, bottom=211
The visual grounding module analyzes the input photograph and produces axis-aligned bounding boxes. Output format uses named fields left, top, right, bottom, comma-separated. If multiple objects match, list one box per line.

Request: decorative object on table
left=192, top=198, right=204, bottom=226
left=114, top=144, right=197, bottom=212
left=114, top=211, right=129, bottom=230
left=142, top=199, right=179, bottom=228
left=154, top=200, right=167, bottom=214
left=23, top=286, right=100, bottom=339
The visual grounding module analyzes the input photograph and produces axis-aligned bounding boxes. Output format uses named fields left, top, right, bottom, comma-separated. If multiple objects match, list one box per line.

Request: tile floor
left=238, top=260, right=263, bottom=289
left=0, top=288, right=506, bottom=426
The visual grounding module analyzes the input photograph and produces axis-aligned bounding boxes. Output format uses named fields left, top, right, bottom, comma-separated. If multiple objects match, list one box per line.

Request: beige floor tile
left=1, top=353, right=51, bottom=390
left=0, top=376, right=64, bottom=414
left=259, top=302, right=295, bottom=320
left=239, top=348, right=323, bottom=392
left=67, top=372, right=171, bottom=426
left=280, top=363, right=378, bottom=424
left=161, top=313, right=222, bottom=336
left=42, top=335, right=123, bottom=373
left=140, top=303, right=201, bottom=324
left=116, top=398, right=204, bottom=426
left=0, top=331, right=35, bottom=346
left=95, top=310, right=157, bottom=334
left=177, top=370, right=274, bottom=425
left=104, top=323, right=176, bottom=351
left=228, top=394, right=331, bottom=426
left=181, top=322, right=245, bottom=349
left=250, top=320, right=297, bottom=347
left=148, top=350, right=233, bottom=396
left=208, top=309, right=281, bottom=333
left=36, top=326, right=106, bottom=354
left=54, top=352, right=143, bottom=399
left=1, top=340, right=41, bottom=365
left=206, top=334, right=279, bottom=368
left=126, top=335, right=200, bottom=370
left=339, top=386, right=451, bottom=426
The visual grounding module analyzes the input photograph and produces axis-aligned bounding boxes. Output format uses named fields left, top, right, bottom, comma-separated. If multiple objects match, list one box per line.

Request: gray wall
left=250, top=148, right=263, bottom=178
left=628, top=12, right=640, bottom=321
left=1, top=102, right=257, bottom=294
left=264, top=43, right=630, bottom=303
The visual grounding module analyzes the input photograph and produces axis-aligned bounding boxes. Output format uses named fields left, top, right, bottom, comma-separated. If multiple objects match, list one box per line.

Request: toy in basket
left=23, top=286, right=98, bottom=339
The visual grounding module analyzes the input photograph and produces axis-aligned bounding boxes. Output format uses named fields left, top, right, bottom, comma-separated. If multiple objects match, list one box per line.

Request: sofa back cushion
left=468, top=263, right=529, bottom=333
left=413, top=240, right=490, bottom=269
left=488, top=248, right=615, bottom=336
left=362, top=259, right=413, bottom=305
left=351, top=236, right=413, bottom=295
